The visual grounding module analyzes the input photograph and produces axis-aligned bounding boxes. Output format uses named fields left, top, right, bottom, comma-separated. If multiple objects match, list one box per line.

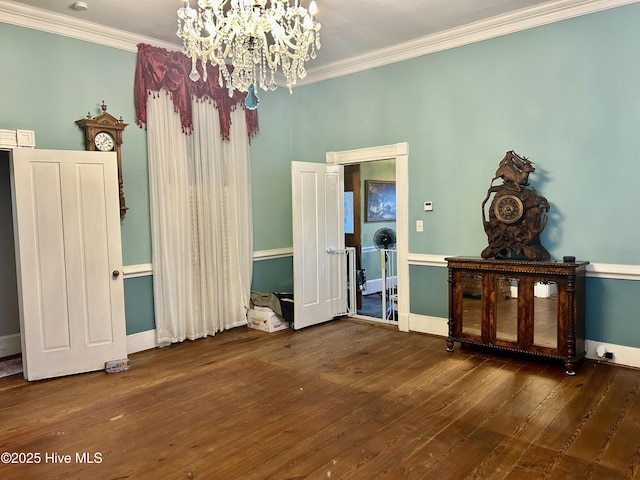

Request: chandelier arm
left=176, top=0, right=321, bottom=96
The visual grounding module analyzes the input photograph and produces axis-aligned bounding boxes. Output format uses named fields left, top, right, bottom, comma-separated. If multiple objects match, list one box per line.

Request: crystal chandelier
left=177, top=0, right=321, bottom=109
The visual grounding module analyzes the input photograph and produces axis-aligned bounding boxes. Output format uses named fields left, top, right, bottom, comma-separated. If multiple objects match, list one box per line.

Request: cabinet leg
left=565, top=362, right=576, bottom=376
left=446, top=340, right=454, bottom=352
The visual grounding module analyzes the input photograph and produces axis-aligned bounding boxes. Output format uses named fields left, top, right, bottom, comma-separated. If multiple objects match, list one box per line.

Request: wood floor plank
left=309, top=362, right=537, bottom=479
left=578, top=365, right=640, bottom=480
left=461, top=366, right=574, bottom=480
left=504, top=361, right=620, bottom=479
left=274, top=357, right=507, bottom=479
left=230, top=344, right=481, bottom=478
left=0, top=319, right=638, bottom=480
left=374, top=361, right=530, bottom=479
left=546, top=365, right=640, bottom=480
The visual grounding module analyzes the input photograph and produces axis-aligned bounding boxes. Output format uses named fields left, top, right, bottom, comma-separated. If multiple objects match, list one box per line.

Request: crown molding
left=299, top=0, right=640, bottom=86
left=1, top=0, right=638, bottom=82
left=0, top=0, right=179, bottom=52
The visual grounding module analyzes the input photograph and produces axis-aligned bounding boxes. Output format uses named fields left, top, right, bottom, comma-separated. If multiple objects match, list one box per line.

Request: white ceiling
left=2, top=0, right=637, bottom=83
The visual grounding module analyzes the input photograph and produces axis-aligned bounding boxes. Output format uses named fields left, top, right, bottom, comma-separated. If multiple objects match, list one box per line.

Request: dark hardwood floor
left=1, top=319, right=639, bottom=480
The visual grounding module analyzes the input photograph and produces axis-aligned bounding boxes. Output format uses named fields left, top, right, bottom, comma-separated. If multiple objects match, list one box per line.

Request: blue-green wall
left=248, top=87, right=293, bottom=252
left=409, top=265, right=449, bottom=320
left=252, top=257, right=294, bottom=294
left=123, top=276, right=155, bottom=335
left=586, top=278, right=640, bottom=347
left=2, top=3, right=640, bottom=349
left=290, top=7, right=640, bottom=264
left=0, top=23, right=293, bottom=336
left=0, top=24, right=156, bottom=336
left=0, top=24, right=152, bottom=266
left=287, top=4, right=640, bottom=347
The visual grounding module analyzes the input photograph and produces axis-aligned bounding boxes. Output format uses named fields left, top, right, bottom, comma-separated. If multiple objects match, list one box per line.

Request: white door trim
left=326, top=143, right=410, bottom=332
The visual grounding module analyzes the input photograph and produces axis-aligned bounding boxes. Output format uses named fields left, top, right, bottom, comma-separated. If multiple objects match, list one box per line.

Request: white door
left=292, top=161, right=346, bottom=330
left=10, top=149, right=127, bottom=381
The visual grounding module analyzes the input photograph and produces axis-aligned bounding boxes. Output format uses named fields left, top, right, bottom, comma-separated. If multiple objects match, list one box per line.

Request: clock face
left=494, top=194, right=524, bottom=224
left=94, top=131, right=115, bottom=152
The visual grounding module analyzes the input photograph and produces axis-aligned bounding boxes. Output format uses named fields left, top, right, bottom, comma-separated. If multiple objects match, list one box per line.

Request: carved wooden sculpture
left=481, top=151, right=550, bottom=260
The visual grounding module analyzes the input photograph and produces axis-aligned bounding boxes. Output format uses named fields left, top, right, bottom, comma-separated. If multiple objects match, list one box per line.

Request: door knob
left=112, top=270, right=120, bottom=278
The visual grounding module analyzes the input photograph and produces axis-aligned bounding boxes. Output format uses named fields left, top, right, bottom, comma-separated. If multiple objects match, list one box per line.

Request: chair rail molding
left=122, top=264, right=153, bottom=279
left=407, top=253, right=640, bottom=281
left=122, top=248, right=295, bottom=280
left=253, top=247, right=293, bottom=261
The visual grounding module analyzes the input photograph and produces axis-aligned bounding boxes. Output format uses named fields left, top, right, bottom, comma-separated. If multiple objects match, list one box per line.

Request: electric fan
left=372, top=228, right=397, bottom=320
left=372, top=227, right=396, bottom=251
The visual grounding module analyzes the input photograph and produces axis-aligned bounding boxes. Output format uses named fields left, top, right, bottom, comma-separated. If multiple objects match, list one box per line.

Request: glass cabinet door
left=461, top=274, right=482, bottom=336
left=495, top=277, right=518, bottom=342
left=533, top=281, right=558, bottom=348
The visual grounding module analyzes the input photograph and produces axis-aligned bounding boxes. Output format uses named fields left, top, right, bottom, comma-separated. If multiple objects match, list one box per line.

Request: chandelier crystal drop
left=177, top=0, right=321, bottom=108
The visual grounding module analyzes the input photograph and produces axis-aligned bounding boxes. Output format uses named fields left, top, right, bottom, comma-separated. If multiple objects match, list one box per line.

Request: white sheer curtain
left=146, top=91, right=253, bottom=344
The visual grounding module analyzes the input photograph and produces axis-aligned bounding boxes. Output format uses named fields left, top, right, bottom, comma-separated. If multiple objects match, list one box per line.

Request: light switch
left=416, top=220, right=424, bottom=232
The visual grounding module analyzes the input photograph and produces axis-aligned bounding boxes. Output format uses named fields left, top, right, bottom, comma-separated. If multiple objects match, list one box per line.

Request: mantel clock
left=481, top=151, right=550, bottom=261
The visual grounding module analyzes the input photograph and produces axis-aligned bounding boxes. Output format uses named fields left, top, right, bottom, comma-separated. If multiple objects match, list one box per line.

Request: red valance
left=134, top=43, right=259, bottom=141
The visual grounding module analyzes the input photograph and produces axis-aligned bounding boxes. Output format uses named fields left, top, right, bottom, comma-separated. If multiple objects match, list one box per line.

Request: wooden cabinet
left=446, top=257, right=588, bottom=375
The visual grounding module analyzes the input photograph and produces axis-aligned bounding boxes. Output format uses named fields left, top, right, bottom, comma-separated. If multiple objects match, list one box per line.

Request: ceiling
left=2, top=0, right=635, bottom=83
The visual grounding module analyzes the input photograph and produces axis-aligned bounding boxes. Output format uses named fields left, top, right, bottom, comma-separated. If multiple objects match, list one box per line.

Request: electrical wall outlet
left=596, top=345, right=614, bottom=360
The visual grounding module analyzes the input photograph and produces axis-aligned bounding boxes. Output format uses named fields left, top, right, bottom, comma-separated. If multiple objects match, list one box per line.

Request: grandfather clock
left=76, top=101, right=129, bottom=219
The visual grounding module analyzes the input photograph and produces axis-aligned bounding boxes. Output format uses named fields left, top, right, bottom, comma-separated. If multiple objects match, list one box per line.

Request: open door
left=11, top=148, right=127, bottom=380
left=292, top=161, right=346, bottom=330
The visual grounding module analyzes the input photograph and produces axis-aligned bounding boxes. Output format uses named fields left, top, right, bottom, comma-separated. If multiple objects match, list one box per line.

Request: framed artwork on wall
left=365, top=180, right=396, bottom=222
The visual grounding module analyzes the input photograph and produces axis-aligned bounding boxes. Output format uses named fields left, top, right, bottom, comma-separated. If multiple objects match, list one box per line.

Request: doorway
left=0, top=150, right=20, bottom=359
left=327, top=143, right=408, bottom=332
left=345, top=160, right=397, bottom=323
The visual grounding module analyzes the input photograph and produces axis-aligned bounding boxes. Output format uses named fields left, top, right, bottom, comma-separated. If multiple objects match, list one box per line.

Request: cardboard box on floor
left=247, top=308, right=289, bottom=333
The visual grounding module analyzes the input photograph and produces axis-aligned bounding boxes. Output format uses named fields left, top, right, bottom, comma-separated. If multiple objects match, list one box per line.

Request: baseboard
left=2, top=330, right=158, bottom=358
left=408, top=313, right=448, bottom=337
left=0, top=333, right=21, bottom=359
left=8, top=323, right=639, bottom=370
left=398, top=311, right=409, bottom=333
left=408, top=313, right=640, bottom=370
left=584, top=341, right=640, bottom=370
left=126, top=329, right=157, bottom=354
